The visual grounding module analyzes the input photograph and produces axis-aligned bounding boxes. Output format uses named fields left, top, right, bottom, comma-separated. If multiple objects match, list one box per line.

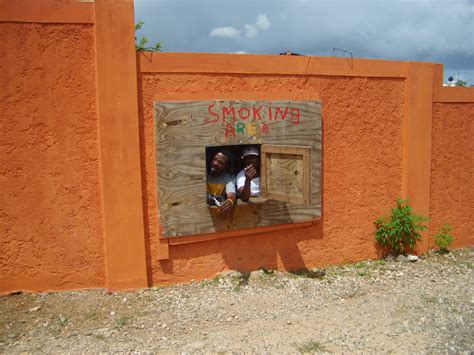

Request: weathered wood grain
left=261, top=145, right=311, bottom=206
left=154, top=100, right=322, bottom=237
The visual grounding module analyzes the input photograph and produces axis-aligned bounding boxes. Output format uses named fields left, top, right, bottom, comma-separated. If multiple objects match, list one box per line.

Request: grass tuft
left=290, top=269, right=326, bottom=279
left=295, top=340, right=328, bottom=353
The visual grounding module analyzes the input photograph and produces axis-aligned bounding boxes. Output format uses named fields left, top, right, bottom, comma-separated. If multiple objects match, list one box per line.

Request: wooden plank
left=261, top=145, right=311, bottom=155
left=266, top=153, right=305, bottom=198
left=168, top=220, right=316, bottom=245
left=261, top=145, right=311, bottom=206
left=154, top=100, right=322, bottom=237
left=303, top=150, right=311, bottom=206
left=260, top=146, right=268, bottom=200
left=265, top=192, right=305, bottom=205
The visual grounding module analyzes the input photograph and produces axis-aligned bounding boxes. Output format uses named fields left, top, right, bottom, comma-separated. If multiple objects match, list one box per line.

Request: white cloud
left=136, top=1, right=474, bottom=83
left=235, top=51, right=247, bottom=54
left=209, top=26, right=241, bottom=38
left=244, top=24, right=258, bottom=38
left=256, top=14, right=271, bottom=30
left=209, top=14, right=271, bottom=41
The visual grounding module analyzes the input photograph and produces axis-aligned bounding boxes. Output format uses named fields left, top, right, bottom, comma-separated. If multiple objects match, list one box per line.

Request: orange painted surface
left=94, top=0, right=148, bottom=290
left=434, top=87, right=474, bottom=103
left=138, top=52, right=407, bottom=78
left=1, top=3, right=472, bottom=293
left=430, top=103, right=474, bottom=248
left=433, top=63, right=474, bottom=103
left=402, top=63, right=434, bottom=251
left=0, top=22, right=105, bottom=293
left=138, top=62, right=405, bottom=285
left=0, top=0, right=94, bottom=24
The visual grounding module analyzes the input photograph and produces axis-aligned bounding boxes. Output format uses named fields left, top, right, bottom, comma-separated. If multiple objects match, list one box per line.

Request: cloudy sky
left=135, top=0, right=474, bottom=84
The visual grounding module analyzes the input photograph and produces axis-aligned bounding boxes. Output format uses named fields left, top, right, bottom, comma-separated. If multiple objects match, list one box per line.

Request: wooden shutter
left=260, top=145, right=311, bottom=206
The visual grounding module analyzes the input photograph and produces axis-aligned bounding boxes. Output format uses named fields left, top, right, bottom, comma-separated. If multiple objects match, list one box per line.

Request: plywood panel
left=154, top=100, right=322, bottom=237
left=261, top=145, right=311, bottom=206
left=264, top=154, right=304, bottom=200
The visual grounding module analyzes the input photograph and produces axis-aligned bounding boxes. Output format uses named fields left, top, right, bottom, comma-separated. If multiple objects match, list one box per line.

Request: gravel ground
left=1, top=248, right=473, bottom=353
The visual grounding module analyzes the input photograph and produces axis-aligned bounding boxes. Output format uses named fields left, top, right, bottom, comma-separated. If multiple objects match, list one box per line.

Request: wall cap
left=0, top=0, right=94, bottom=24
left=138, top=52, right=408, bottom=78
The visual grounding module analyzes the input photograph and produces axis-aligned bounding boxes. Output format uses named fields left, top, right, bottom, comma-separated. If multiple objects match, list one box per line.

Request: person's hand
left=218, top=199, right=234, bottom=216
left=244, top=164, right=257, bottom=180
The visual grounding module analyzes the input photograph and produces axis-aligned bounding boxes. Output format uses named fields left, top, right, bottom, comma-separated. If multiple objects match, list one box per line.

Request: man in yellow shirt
left=207, top=150, right=236, bottom=217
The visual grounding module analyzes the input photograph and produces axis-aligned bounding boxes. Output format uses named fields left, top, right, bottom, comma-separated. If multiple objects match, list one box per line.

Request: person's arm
left=238, top=165, right=257, bottom=202
left=218, top=178, right=236, bottom=216
left=218, top=192, right=236, bottom=215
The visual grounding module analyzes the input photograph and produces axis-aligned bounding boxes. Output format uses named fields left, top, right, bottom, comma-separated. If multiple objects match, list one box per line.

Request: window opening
left=206, top=144, right=261, bottom=209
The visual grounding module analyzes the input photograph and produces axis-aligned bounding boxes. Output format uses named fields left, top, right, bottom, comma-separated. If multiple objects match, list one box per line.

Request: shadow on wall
left=156, top=222, right=323, bottom=278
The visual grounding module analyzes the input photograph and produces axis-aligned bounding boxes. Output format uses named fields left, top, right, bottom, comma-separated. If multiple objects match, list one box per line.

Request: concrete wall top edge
left=432, top=63, right=474, bottom=103
left=139, top=53, right=474, bottom=103
left=0, top=0, right=94, bottom=24
left=138, top=52, right=409, bottom=78
left=434, top=86, right=474, bottom=103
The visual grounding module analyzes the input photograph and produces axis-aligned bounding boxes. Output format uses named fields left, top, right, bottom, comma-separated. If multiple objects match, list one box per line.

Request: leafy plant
left=434, top=223, right=455, bottom=253
left=135, top=21, right=162, bottom=52
left=455, top=79, right=468, bottom=87
left=374, top=199, right=428, bottom=255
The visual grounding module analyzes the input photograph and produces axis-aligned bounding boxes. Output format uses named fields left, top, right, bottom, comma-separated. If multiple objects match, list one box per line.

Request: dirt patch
left=1, top=248, right=473, bottom=353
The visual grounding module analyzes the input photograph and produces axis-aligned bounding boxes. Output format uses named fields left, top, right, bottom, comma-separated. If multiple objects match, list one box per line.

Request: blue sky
left=135, top=0, right=474, bottom=84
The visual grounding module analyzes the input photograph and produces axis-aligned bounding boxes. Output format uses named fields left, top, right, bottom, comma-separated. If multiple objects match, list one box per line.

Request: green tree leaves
left=135, top=21, right=162, bottom=52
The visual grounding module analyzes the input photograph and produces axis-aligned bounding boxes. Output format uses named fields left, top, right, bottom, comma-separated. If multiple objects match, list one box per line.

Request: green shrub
left=135, top=21, right=162, bottom=52
left=434, top=223, right=455, bottom=253
left=374, top=199, right=428, bottom=255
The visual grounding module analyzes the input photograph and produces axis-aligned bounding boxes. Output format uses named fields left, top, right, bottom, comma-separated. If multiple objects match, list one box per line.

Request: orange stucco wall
left=1, top=1, right=473, bottom=294
left=139, top=71, right=405, bottom=284
left=430, top=103, right=474, bottom=248
left=0, top=22, right=105, bottom=292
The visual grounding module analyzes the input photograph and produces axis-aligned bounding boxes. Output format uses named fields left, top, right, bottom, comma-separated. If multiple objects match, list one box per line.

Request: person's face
left=243, top=154, right=259, bottom=169
left=210, top=152, right=229, bottom=175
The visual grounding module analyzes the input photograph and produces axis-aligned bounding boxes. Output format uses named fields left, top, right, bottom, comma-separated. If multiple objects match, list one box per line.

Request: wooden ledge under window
left=166, top=218, right=319, bottom=246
